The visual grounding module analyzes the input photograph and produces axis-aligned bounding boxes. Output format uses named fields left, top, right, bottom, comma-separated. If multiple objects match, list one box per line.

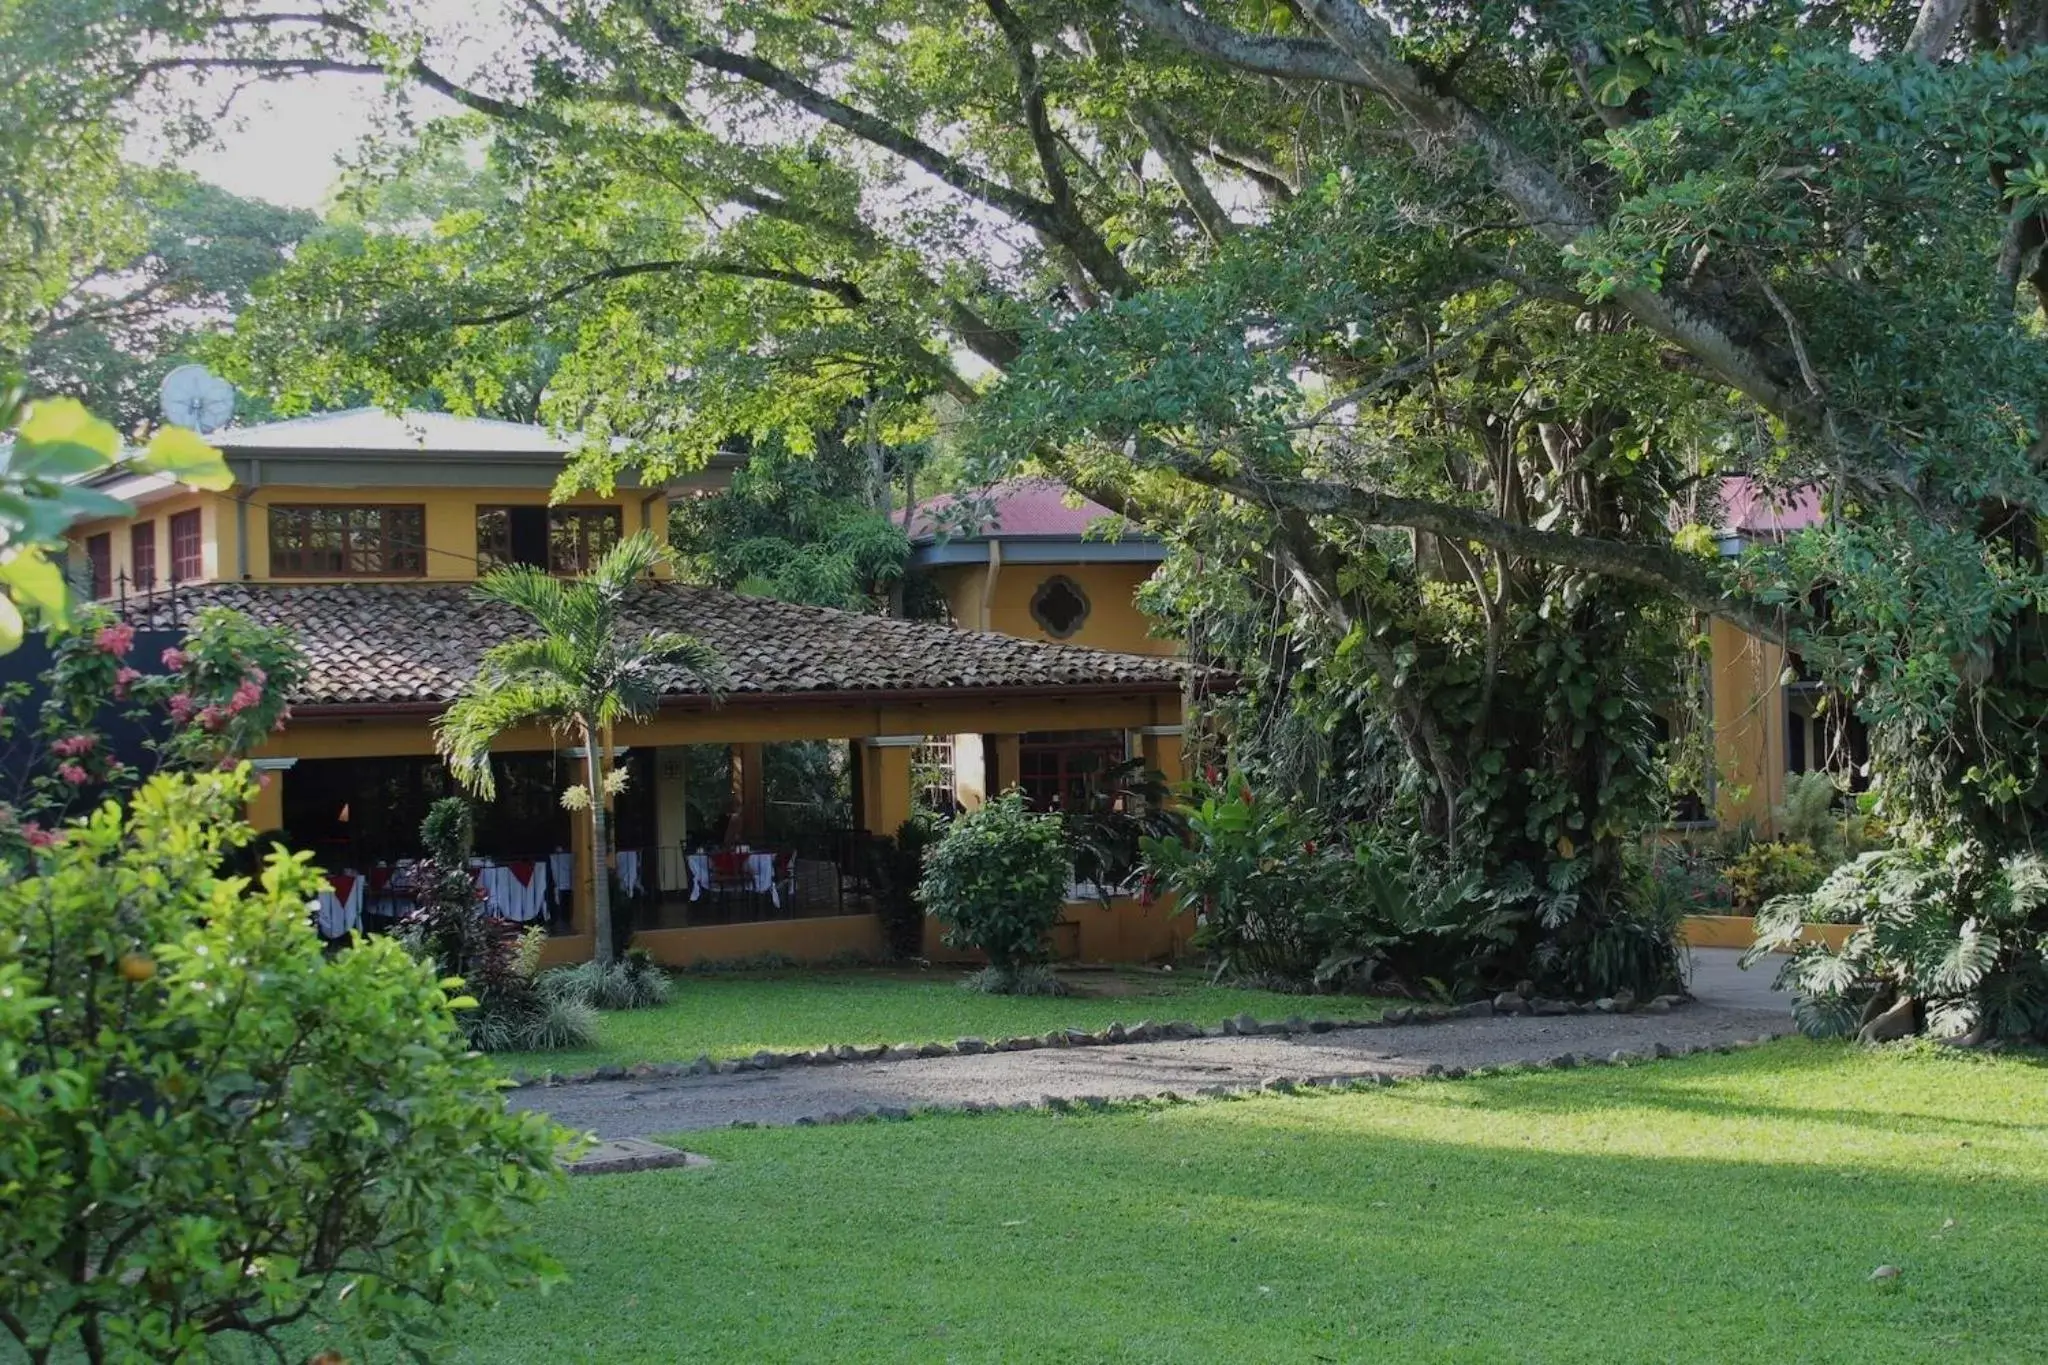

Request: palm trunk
left=584, top=721, right=615, bottom=964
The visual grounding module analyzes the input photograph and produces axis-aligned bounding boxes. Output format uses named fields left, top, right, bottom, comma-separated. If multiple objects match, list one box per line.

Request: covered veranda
left=135, top=579, right=1194, bottom=966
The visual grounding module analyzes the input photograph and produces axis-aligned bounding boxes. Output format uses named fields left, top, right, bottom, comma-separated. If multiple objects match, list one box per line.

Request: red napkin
left=509, top=860, right=536, bottom=888
left=329, top=874, right=358, bottom=902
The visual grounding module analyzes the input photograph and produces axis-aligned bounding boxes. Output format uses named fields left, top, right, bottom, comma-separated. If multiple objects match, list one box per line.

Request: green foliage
left=0, top=386, right=233, bottom=651
left=541, top=948, right=675, bottom=1012
left=23, top=170, right=314, bottom=431
left=868, top=810, right=946, bottom=960
left=919, top=791, right=1069, bottom=982
left=0, top=770, right=564, bottom=1361
left=1144, top=775, right=1682, bottom=999
left=670, top=431, right=916, bottom=610
left=1058, top=755, right=1186, bottom=906
left=961, top=963, right=1067, bottom=996
left=401, top=797, right=595, bottom=1053
left=1748, top=836, right=2048, bottom=1043
left=1726, top=841, right=1829, bottom=915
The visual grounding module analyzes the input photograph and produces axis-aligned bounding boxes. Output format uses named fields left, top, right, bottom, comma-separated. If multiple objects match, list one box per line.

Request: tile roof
left=119, top=580, right=1188, bottom=709
left=909, top=478, right=1153, bottom=543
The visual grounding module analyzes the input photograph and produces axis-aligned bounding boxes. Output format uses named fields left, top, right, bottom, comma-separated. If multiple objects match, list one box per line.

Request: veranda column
left=986, top=734, right=1021, bottom=798
left=858, top=738, right=917, bottom=838
left=245, top=757, right=293, bottom=835
left=1137, top=724, right=1186, bottom=786
left=737, top=741, right=767, bottom=841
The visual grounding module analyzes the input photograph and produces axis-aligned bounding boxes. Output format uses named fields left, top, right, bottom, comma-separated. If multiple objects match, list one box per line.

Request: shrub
left=399, top=798, right=594, bottom=1052
left=1747, top=838, right=2048, bottom=1043
left=540, top=947, right=673, bottom=1011
left=1726, top=840, right=1828, bottom=913
left=920, top=790, right=1068, bottom=987
left=1141, top=777, right=1328, bottom=983
left=0, top=771, right=565, bottom=1362
left=868, top=810, right=945, bottom=959
left=962, top=963, right=1068, bottom=996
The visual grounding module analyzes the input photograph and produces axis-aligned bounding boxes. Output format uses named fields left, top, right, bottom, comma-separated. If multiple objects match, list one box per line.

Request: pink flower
left=247, top=665, right=267, bottom=685
left=227, top=679, right=263, bottom=714
left=95, top=623, right=134, bottom=657
left=160, top=647, right=188, bottom=671
left=57, top=763, right=89, bottom=786
left=167, top=693, right=195, bottom=724
left=196, top=705, right=226, bottom=733
left=113, top=667, right=142, bottom=699
left=50, top=734, right=95, bottom=758
left=21, top=823, right=55, bottom=848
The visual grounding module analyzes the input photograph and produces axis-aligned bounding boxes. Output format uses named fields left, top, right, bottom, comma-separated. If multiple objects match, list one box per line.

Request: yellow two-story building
left=69, top=412, right=1195, bottom=966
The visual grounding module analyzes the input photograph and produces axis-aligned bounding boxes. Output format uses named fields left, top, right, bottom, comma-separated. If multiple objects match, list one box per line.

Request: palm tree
left=437, top=532, right=724, bottom=963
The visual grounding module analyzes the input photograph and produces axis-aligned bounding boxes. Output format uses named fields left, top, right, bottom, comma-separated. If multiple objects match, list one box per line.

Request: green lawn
left=492, top=968, right=1393, bottom=1075
left=356, top=1041, right=2047, bottom=1362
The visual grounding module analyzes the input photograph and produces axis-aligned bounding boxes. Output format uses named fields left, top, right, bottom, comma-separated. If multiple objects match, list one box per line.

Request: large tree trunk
left=584, top=721, right=615, bottom=964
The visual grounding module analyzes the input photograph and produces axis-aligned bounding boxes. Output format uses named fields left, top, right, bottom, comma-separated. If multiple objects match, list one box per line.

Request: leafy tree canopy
left=49, top=0, right=2048, bottom=1030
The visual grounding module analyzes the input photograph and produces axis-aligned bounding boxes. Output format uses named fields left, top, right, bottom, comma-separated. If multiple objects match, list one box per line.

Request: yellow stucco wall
left=69, top=484, right=671, bottom=589
left=931, top=559, right=1176, bottom=656
left=1709, top=616, right=1789, bottom=830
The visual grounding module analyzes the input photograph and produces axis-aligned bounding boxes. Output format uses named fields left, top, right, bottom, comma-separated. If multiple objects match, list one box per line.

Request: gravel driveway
left=514, top=958, right=1793, bottom=1140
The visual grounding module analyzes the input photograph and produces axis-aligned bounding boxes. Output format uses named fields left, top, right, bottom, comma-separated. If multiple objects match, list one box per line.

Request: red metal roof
left=1720, top=478, right=1822, bottom=536
left=910, top=478, right=1142, bottom=542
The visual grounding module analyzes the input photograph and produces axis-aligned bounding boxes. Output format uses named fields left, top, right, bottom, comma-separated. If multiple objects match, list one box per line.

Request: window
left=548, top=506, right=623, bottom=575
left=478, top=505, right=623, bottom=575
left=1018, top=730, right=1127, bottom=812
left=85, top=533, right=111, bottom=599
left=129, top=520, right=156, bottom=592
left=913, top=737, right=957, bottom=813
left=269, top=504, right=425, bottom=578
left=170, top=510, right=203, bottom=582
left=1030, top=574, right=1090, bottom=638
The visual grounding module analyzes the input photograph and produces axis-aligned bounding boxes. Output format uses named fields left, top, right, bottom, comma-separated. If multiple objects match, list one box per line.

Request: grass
left=490, top=967, right=1394, bottom=1075
left=329, top=1041, right=2048, bottom=1363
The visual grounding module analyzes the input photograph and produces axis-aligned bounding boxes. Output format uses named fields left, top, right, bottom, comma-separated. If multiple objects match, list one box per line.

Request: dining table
left=686, top=849, right=782, bottom=907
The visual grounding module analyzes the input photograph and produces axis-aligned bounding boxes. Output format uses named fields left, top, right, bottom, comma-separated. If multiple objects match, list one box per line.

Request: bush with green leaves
left=400, top=797, right=595, bottom=1053
left=540, top=946, right=674, bottom=1011
left=1746, top=836, right=2048, bottom=1044
left=1725, top=840, right=1829, bottom=914
left=0, top=770, right=565, bottom=1362
left=919, top=790, right=1068, bottom=990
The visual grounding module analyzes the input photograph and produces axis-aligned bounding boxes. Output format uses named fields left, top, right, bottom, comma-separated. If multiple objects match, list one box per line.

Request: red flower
left=159, top=647, right=188, bottom=671
left=50, top=734, right=95, bottom=758
left=112, top=666, right=142, bottom=698
left=227, top=679, right=263, bottom=714
left=56, top=763, right=89, bottom=786
left=95, top=623, right=134, bottom=657
left=21, top=822, right=56, bottom=848
left=1303, top=840, right=1317, bottom=855
left=167, top=693, right=195, bottom=724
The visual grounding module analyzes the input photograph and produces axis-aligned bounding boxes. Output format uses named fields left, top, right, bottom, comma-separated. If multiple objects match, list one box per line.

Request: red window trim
left=170, top=510, right=203, bottom=583
left=130, top=520, right=157, bottom=591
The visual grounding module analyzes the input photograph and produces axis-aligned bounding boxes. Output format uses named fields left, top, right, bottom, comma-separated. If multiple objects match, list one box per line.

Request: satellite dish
left=159, top=365, right=237, bottom=433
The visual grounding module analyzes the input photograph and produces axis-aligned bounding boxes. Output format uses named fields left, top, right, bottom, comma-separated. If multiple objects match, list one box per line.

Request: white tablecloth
left=477, top=861, right=550, bottom=922
left=615, top=849, right=643, bottom=897
left=315, top=874, right=364, bottom=938
left=549, top=852, right=575, bottom=905
left=687, top=851, right=780, bottom=907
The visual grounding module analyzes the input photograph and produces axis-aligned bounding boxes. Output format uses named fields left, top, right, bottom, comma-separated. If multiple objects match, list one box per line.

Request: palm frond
left=436, top=680, right=579, bottom=796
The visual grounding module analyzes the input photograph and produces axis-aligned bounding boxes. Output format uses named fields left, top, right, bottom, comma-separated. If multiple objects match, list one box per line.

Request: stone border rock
left=503, top=985, right=1696, bottom=1090
left=708, top=1029, right=1792, bottom=1132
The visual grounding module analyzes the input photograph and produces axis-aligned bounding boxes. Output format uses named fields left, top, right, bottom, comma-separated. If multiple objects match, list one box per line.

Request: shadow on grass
left=302, top=1044, right=2048, bottom=1365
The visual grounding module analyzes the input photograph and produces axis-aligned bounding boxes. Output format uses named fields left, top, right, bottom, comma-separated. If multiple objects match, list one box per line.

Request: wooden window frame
left=546, top=506, right=624, bottom=575
left=1018, top=731, right=1128, bottom=812
left=129, top=520, right=156, bottom=592
left=170, top=509, right=204, bottom=583
left=85, top=533, right=112, bottom=600
left=268, top=504, right=427, bottom=579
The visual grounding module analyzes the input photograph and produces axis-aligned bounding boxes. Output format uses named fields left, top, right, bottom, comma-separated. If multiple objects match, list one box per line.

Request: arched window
left=1030, top=574, right=1090, bottom=638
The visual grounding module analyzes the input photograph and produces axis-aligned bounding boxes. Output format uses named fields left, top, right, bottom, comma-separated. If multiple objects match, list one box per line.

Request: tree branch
left=1124, top=0, right=1813, bottom=430
left=446, top=258, right=866, bottom=327
left=1908, top=0, right=1971, bottom=59
left=1131, top=100, right=1236, bottom=243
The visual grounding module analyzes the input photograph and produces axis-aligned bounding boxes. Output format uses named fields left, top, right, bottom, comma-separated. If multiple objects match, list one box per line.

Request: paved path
left=514, top=949, right=1794, bottom=1140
